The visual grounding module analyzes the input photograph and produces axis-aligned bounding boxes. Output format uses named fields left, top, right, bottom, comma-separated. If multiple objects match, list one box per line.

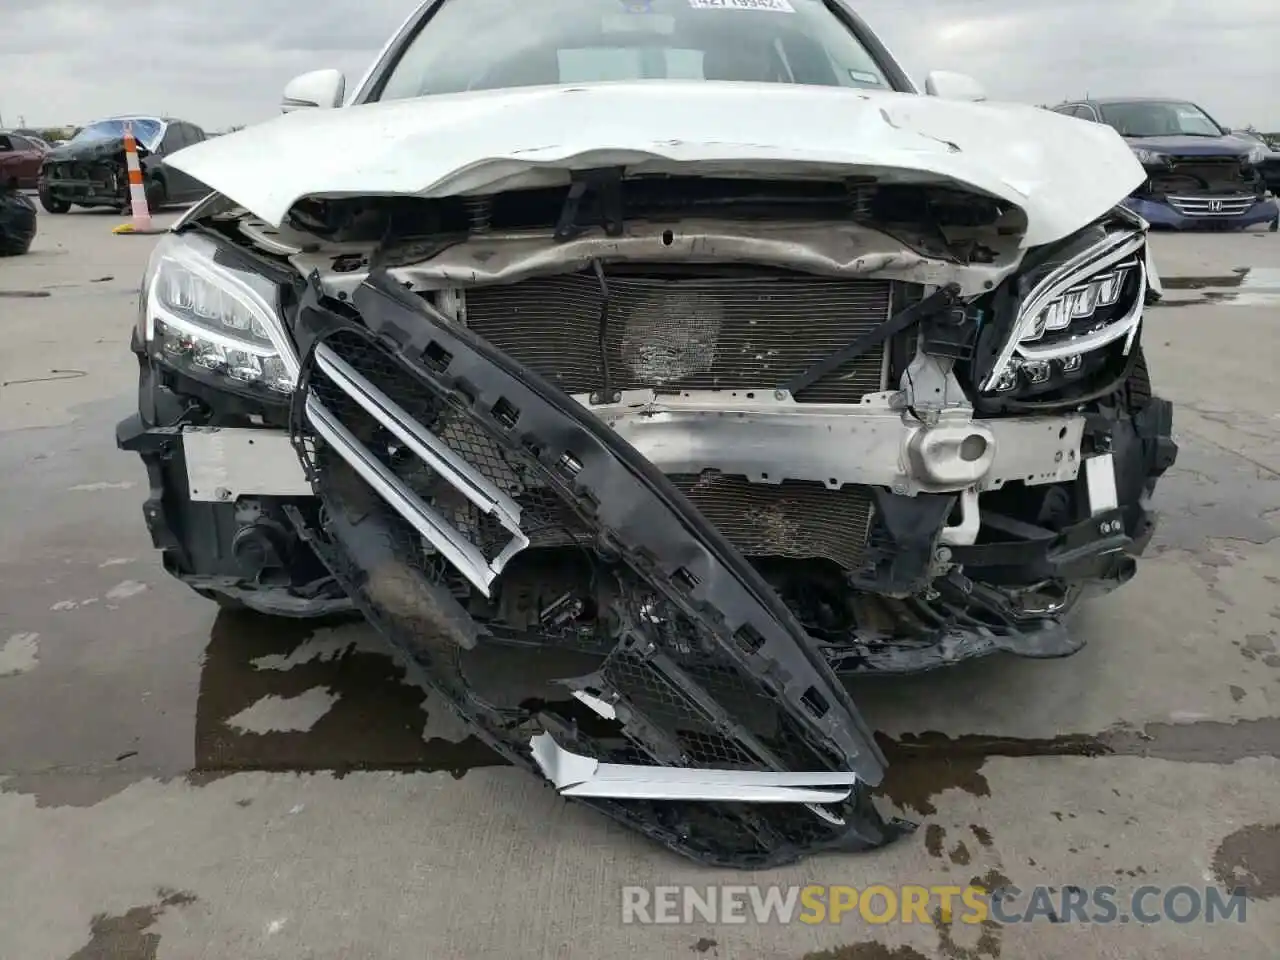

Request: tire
left=145, top=176, right=167, bottom=212
left=0, top=188, right=38, bottom=256
left=38, top=190, right=71, bottom=214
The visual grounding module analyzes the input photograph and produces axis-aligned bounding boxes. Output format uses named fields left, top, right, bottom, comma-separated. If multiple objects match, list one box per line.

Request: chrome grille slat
left=303, top=394, right=526, bottom=597
left=313, top=343, right=526, bottom=534
left=461, top=272, right=892, bottom=403
left=1165, top=195, right=1257, bottom=217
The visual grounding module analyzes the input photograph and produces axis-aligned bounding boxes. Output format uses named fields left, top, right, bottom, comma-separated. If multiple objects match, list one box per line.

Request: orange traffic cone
left=113, top=123, right=162, bottom=235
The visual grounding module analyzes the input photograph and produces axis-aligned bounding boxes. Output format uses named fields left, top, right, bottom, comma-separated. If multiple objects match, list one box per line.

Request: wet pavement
left=1, top=214, right=1278, bottom=959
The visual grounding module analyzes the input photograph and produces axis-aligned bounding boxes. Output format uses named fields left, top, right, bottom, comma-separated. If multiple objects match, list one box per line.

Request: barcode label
left=688, top=0, right=796, bottom=12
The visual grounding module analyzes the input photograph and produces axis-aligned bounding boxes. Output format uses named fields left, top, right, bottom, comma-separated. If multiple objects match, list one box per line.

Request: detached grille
left=292, top=317, right=894, bottom=867
left=1166, top=195, right=1257, bottom=217
left=461, top=271, right=892, bottom=403
left=670, top=474, right=873, bottom=572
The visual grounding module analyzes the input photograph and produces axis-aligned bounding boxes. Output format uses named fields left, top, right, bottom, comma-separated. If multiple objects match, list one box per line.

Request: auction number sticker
left=689, top=0, right=796, bottom=11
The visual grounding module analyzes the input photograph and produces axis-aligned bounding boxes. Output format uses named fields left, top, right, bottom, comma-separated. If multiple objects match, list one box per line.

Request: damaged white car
left=117, top=0, right=1177, bottom=866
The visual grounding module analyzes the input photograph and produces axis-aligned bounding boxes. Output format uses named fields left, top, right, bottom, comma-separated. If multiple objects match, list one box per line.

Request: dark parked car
left=0, top=131, right=48, bottom=190
left=0, top=186, right=38, bottom=256
left=1052, top=97, right=1278, bottom=229
left=1232, top=130, right=1280, bottom=194
left=38, top=115, right=211, bottom=214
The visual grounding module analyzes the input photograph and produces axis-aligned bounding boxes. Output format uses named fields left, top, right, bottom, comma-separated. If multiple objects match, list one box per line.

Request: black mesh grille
left=1149, top=156, right=1250, bottom=193
left=669, top=474, right=873, bottom=572
left=306, top=329, right=595, bottom=567
left=292, top=323, right=907, bottom=861
left=461, top=271, right=890, bottom=402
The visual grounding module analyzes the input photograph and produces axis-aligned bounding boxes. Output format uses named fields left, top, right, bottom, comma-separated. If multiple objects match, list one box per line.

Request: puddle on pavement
left=874, top=719, right=1280, bottom=815
left=1155, top=267, right=1280, bottom=307
left=8, top=592, right=1277, bottom=816
left=65, top=889, right=195, bottom=960
left=802, top=945, right=931, bottom=960
left=1212, top=823, right=1280, bottom=900
left=190, top=610, right=506, bottom=783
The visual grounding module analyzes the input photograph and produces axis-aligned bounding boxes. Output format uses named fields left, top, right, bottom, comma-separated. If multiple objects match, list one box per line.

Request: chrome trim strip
left=305, top=395, right=526, bottom=596
left=1165, top=194, right=1256, bottom=217
left=529, top=733, right=857, bottom=803
left=314, top=343, right=524, bottom=534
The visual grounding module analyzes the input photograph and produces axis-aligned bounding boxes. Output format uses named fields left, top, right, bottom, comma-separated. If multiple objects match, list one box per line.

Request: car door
left=155, top=123, right=195, bottom=201
left=176, top=124, right=211, bottom=201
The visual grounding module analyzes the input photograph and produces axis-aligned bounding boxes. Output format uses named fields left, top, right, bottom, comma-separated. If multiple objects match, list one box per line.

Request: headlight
left=982, top=225, right=1147, bottom=395
left=1130, top=147, right=1165, bottom=166
left=1247, top=144, right=1267, bottom=165
left=142, top=232, right=299, bottom=396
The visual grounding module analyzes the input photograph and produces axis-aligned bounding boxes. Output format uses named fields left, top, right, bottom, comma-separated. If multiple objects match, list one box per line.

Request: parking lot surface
left=1, top=209, right=1278, bottom=959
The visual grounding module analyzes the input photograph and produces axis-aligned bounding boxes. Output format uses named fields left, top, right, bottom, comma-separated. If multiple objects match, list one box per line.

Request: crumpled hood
left=47, top=137, right=146, bottom=163
left=166, top=81, right=1146, bottom=248
left=1124, top=134, right=1252, bottom=158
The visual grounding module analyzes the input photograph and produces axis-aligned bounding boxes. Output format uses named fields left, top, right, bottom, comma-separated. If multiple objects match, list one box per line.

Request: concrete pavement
left=1, top=211, right=1277, bottom=959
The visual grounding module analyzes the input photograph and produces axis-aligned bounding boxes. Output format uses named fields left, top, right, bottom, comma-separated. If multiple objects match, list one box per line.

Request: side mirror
left=282, top=69, right=346, bottom=113
left=924, top=70, right=987, bottom=102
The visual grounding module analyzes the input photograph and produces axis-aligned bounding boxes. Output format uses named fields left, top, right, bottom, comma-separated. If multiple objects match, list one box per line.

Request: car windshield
left=71, top=119, right=164, bottom=150
left=376, top=0, right=892, bottom=101
left=1098, top=101, right=1223, bottom=138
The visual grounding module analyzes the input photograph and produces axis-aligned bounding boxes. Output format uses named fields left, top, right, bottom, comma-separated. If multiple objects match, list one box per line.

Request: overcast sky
left=3, top=0, right=1278, bottom=131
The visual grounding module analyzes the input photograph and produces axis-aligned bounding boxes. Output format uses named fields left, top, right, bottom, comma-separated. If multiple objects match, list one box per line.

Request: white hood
left=169, top=82, right=1145, bottom=248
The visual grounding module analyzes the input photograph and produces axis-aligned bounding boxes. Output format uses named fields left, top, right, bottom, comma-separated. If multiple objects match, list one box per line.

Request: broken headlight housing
left=141, top=232, right=299, bottom=396
left=982, top=224, right=1146, bottom=398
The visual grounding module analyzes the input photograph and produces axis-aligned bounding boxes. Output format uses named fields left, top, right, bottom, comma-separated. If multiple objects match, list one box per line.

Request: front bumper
left=116, top=371, right=1175, bottom=648
left=115, top=414, right=353, bottom=618
left=1123, top=194, right=1279, bottom=229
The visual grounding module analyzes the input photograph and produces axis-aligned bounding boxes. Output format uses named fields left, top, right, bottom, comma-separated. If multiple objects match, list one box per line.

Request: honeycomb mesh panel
left=668, top=474, right=874, bottom=572
left=461, top=272, right=891, bottom=402
left=310, top=329, right=596, bottom=566
left=291, top=325, right=901, bottom=867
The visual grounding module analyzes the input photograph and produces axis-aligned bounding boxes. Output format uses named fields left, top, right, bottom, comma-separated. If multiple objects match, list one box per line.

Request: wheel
left=0, top=188, right=38, bottom=256
left=38, top=190, right=71, bottom=214
left=145, top=176, right=167, bottom=212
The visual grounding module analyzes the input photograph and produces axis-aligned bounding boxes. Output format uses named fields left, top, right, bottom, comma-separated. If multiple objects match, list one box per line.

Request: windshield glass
left=1098, top=101, right=1223, bottom=138
left=376, top=0, right=891, bottom=101
left=72, top=119, right=164, bottom=150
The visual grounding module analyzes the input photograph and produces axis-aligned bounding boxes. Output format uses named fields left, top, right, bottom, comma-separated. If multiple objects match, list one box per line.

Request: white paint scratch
left=225, top=687, right=340, bottom=734
left=266, top=918, right=288, bottom=935
left=99, top=557, right=134, bottom=568
left=69, top=481, right=136, bottom=491
left=105, top=580, right=148, bottom=601
left=0, top=633, right=40, bottom=677
left=50, top=600, right=78, bottom=611
left=289, top=804, right=305, bottom=815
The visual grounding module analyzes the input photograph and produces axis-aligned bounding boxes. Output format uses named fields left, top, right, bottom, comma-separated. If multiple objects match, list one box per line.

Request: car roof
left=98, top=115, right=172, bottom=123
left=1082, top=97, right=1201, bottom=106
